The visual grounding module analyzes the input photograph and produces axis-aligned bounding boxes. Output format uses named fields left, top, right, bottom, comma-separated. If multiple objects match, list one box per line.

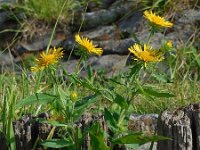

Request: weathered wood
left=0, top=112, right=160, bottom=150
left=128, top=114, right=158, bottom=150
left=128, top=114, right=158, bottom=135
left=0, top=132, right=8, bottom=150
left=157, top=103, right=200, bottom=150
left=76, top=113, right=109, bottom=150
left=0, top=113, right=109, bottom=150
left=0, top=113, right=52, bottom=150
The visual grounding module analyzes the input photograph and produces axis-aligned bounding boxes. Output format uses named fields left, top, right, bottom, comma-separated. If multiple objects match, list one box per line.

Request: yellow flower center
left=128, top=43, right=164, bottom=66
left=139, top=50, right=158, bottom=62
left=31, top=47, right=64, bottom=72
left=40, top=54, right=57, bottom=66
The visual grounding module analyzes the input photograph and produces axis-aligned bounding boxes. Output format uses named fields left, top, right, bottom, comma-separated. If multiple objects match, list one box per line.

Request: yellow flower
left=49, top=114, right=65, bottom=122
left=70, top=91, right=78, bottom=101
left=144, top=10, right=173, bottom=28
left=128, top=43, right=164, bottom=67
left=75, top=34, right=103, bottom=56
left=31, top=47, right=64, bottom=72
left=167, top=40, right=173, bottom=47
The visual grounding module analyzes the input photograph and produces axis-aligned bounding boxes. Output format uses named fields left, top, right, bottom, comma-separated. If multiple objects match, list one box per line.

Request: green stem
left=46, top=0, right=68, bottom=53
left=146, top=29, right=155, bottom=45
left=75, top=55, right=83, bottom=74
left=117, top=109, right=126, bottom=127
left=34, top=71, right=42, bottom=93
left=67, top=2, right=89, bottom=62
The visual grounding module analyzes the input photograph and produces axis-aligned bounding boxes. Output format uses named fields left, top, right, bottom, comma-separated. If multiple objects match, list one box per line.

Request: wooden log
left=0, top=113, right=52, bottom=150
left=157, top=103, right=200, bottom=150
left=0, top=112, right=127, bottom=149
left=0, top=132, right=8, bottom=150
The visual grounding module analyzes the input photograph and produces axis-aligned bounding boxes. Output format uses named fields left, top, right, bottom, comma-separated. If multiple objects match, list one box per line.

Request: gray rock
left=64, top=37, right=135, bottom=56
left=177, top=9, right=200, bottom=24
left=62, top=54, right=128, bottom=77
left=13, top=31, right=66, bottom=56
left=162, top=8, right=200, bottom=49
left=97, top=38, right=135, bottom=54
left=82, top=25, right=120, bottom=41
left=101, top=0, right=116, bottom=8
left=0, top=51, right=25, bottom=74
left=0, top=9, right=24, bottom=49
left=19, top=35, right=63, bottom=51
left=110, top=0, right=140, bottom=8
left=0, top=0, right=15, bottom=7
left=0, top=51, right=14, bottom=65
left=0, top=10, right=9, bottom=25
left=73, top=1, right=138, bottom=30
left=87, top=0, right=116, bottom=11
left=118, top=11, right=144, bottom=38
left=136, top=31, right=165, bottom=49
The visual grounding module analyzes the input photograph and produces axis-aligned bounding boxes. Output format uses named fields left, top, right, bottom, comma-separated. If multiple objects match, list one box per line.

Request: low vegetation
left=0, top=0, right=200, bottom=149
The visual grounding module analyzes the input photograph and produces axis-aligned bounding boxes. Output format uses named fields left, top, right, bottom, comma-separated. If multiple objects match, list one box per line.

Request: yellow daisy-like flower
left=70, top=91, right=78, bottom=102
left=128, top=43, right=164, bottom=67
left=144, top=10, right=173, bottom=28
left=167, top=40, right=173, bottom=47
left=31, top=47, right=64, bottom=72
left=75, top=34, right=103, bottom=56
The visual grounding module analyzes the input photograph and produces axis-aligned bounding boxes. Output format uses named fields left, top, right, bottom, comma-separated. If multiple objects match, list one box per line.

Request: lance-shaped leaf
left=16, top=93, right=58, bottom=109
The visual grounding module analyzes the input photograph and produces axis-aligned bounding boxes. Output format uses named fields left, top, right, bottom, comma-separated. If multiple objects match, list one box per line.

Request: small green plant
left=17, top=9, right=173, bottom=149
left=140, top=0, right=172, bottom=12
left=1, top=0, right=200, bottom=149
left=140, top=0, right=199, bottom=14
left=4, top=2, right=200, bottom=149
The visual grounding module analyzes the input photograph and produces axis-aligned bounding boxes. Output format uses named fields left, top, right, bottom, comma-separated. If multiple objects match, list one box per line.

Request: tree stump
left=157, top=103, right=200, bottom=150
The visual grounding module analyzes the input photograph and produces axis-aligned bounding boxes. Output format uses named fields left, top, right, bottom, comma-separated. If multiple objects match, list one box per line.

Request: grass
left=140, top=0, right=199, bottom=16
left=12, top=0, right=78, bottom=23
left=1, top=43, right=200, bottom=148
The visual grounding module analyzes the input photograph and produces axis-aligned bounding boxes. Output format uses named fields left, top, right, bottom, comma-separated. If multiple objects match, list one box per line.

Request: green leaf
left=87, top=65, right=93, bottom=81
left=74, top=94, right=98, bottom=119
left=89, top=123, right=110, bottom=150
left=112, top=133, right=170, bottom=144
left=192, top=47, right=200, bottom=67
left=16, top=93, right=58, bottom=109
left=136, top=81, right=154, bottom=101
left=143, top=87, right=175, bottom=98
left=68, top=74, right=101, bottom=94
left=104, top=108, right=117, bottom=131
left=152, top=74, right=169, bottom=83
left=114, top=93, right=128, bottom=109
left=108, top=78, right=126, bottom=86
left=41, top=139, right=70, bottom=148
left=57, top=86, right=68, bottom=101
left=129, top=63, right=142, bottom=77
left=39, top=120, right=68, bottom=127
left=75, top=94, right=98, bottom=109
